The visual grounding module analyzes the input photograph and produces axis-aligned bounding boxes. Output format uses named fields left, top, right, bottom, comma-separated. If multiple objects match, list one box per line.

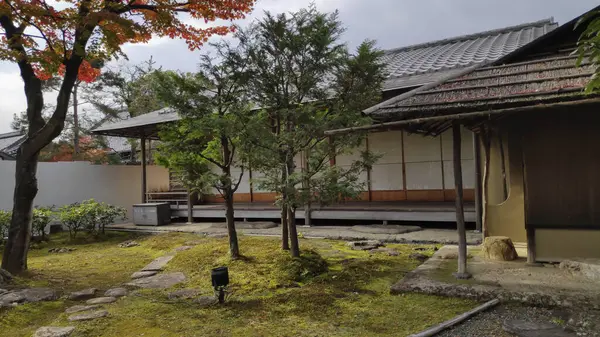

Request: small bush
left=32, top=206, right=55, bottom=240
left=58, top=199, right=127, bottom=239
left=275, top=249, right=328, bottom=283
left=0, top=210, right=11, bottom=245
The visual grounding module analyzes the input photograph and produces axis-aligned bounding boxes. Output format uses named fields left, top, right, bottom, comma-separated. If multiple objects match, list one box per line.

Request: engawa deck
left=171, top=201, right=476, bottom=223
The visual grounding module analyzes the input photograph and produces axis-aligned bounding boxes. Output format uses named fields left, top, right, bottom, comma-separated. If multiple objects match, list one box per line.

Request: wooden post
left=526, top=226, right=537, bottom=264
left=401, top=131, right=408, bottom=200
left=328, top=136, right=336, bottom=166
left=141, top=135, right=147, bottom=203
left=452, top=123, right=471, bottom=279
left=365, top=135, right=372, bottom=202
left=473, top=132, right=483, bottom=233
left=248, top=166, right=254, bottom=203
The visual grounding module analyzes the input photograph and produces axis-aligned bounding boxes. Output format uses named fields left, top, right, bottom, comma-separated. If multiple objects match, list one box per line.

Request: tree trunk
left=280, top=167, right=289, bottom=250
left=287, top=206, right=300, bottom=258
left=303, top=150, right=312, bottom=227
left=187, top=188, right=193, bottom=224
left=221, top=135, right=239, bottom=259
left=72, top=82, right=80, bottom=157
left=1, top=151, right=39, bottom=273
left=452, top=123, right=470, bottom=279
left=281, top=204, right=289, bottom=250
left=225, top=193, right=239, bottom=259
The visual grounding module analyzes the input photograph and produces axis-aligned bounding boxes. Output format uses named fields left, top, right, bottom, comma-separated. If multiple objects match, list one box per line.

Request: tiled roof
left=92, top=108, right=179, bottom=139
left=372, top=52, right=593, bottom=121
left=382, top=18, right=558, bottom=91
left=0, top=131, right=26, bottom=156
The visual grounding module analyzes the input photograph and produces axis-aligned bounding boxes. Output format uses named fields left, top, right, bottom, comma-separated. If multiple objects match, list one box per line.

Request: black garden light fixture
left=211, top=266, right=229, bottom=303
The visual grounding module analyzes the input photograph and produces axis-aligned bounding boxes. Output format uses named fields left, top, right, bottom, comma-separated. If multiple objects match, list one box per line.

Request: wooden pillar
left=141, top=135, right=147, bottom=203
left=365, top=135, right=372, bottom=202
left=452, top=123, right=471, bottom=279
left=328, top=136, right=336, bottom=166
left=473, top=132, right=483, bottom=233
left=401, top=131, right=408, bottom=200
left=526, top=227, right=537, bottom=264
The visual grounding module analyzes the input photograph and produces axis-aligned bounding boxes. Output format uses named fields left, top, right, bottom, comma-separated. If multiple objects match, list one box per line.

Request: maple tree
left=0, top=0, right=255, bottom=273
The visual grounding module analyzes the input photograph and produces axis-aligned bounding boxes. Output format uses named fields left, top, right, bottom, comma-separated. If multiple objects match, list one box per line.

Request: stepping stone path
left=126, top=272, right=187, bottom=289
left=409, top=253, right=429, bottom=262
left=86, top=296, right=117, bottom=305
left=141, top=255, right=174, bottom=271
left=104, top=288, right=128, bottom=297
left=68, top=310, right=109, bottom=322
left=33, top=326, right=75, bottom=337
left=503, top=319, right=576, bottom=337
left=68, top=288, right=97, bottom=300
left=28, top=245, right=192, bottom=336
left=48, top=247, right=76, bottom=254
left=131, top=271, right=158, bottom=279
left=65, top=304, right=101, bottom=314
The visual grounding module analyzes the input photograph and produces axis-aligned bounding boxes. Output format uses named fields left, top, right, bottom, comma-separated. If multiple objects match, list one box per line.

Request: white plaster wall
left=404, top=133, right=443, bottom=189
left=0, top=161, right=169, bottom=217
left=335, top=139, right=368, bottom=186
left=368, top=131, right=403, bottom=190
left=440, top=127, right=475, bottom=189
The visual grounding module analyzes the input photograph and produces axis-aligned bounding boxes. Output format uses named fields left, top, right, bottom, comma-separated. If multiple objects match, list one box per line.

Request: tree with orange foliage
left=0, top=0, right=256, bottom=273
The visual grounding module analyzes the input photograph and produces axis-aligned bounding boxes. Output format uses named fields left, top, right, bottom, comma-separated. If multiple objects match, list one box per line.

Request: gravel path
left=437, top=304, right=600, bottom=337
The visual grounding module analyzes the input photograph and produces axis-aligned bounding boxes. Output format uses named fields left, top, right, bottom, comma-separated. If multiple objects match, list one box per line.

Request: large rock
left=0, top=292, right=25, bottom=307
left=482, top=236, right=518, bottom=261
left=559, top=260, right=600, bottom=281
left=502, top=319, right=575, bottom=337
left=33, top=326, right=75, bottom=337
left=194, top=296, right=218, bottom=308
left=68, top=288, right=97, bottom=301
left=86, top=296, right=117, bottom=305
left=19, top=288, right=58, bottom=302
left=141, top=255, right=174, bottom=271
left=131, top=271, right=158, bottom=279
left=126, top=272, right=186, bottom=289
left=67, top=310, right=108, bottom=322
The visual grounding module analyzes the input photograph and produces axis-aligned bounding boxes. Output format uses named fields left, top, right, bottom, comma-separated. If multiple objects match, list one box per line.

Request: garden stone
left=0, top=288, right=8, bottom=295
left=0, top=268, right=13, bottom=284
left=104, top=288, right=128, bottom=297
left=346, top=240, right=383, bottom=251
left=174, top=246, right=193, bottom=252
left=126, top=272, right=186, bottom=289
left=131, top=271, right=158, bottom=279
left=369, top=248, right=399, bottom=256
left=19, top=288, right=58, bottom=302
left=168, top=288, right=201, bottom=300
left=118, top=240, right=139, bottom=248
left=68, top=288, right=97, bottom=300
left=502, top=319, right=575, bottom=337
left=409, top=253, right=428, bottom=262
left=48, top=247, right=76, bottom=253
left=33, top=326, right=75, bottom=337
left=86, top=296, right=117, bottom=304
left=482, top=236, right=518, bottom=261
left=65, top=304, right=101, bottom=314
left=68, top=310, right=109, bottom=322
left=194, top=296, right=218, bottom=308
left=352, top=225, right=421, bottom=235
left=141, top=255, right=174, bottom=271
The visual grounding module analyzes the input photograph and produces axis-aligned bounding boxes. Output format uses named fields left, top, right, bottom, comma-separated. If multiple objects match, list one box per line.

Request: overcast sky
left=0, top=0, right=598, bottom=133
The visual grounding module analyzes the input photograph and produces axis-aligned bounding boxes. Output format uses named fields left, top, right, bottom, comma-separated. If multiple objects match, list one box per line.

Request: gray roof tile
left=382, top=18, right=557, bottom=91
left=0, top=131, right=26, bottom=156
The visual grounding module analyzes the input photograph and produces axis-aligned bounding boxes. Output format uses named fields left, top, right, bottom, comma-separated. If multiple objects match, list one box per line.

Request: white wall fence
left=0, top=161, right=169, bottom=218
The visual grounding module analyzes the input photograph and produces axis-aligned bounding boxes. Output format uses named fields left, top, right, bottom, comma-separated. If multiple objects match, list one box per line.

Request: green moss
left=2, top=233, right=476, bottom=337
